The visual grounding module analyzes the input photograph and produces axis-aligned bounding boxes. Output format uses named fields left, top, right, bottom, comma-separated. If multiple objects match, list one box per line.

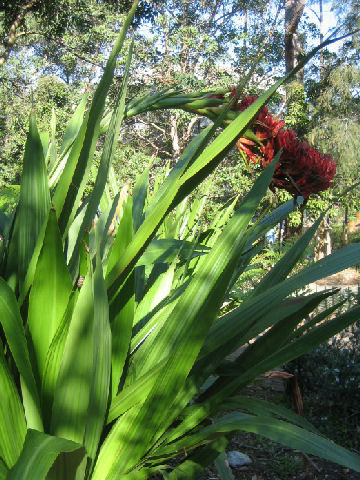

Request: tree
left=0, top=0, right=153, bottom=186
left=285, top=0, right=306, bottom=77
left=0, top=0, right=155, bottom=67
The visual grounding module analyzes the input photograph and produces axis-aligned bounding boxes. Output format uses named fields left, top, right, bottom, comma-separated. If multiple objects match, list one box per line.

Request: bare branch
left=184, top=115, right=200, bottom=143
left=137, top=119, right=167, bottom=136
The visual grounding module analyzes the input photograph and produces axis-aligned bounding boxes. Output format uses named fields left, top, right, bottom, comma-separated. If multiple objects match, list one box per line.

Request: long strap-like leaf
left=7, top=429, right=82, bottom=480
left=6, top=114, right=50, bottom=292
left=0, top=348, right=26, bottom=468
left=68, top=41, right=134, bottom=277
left=53, top=1, right=138, bottom=237
left=28, top=209, right=72, bottom=384
left=0, top=279, right=43, bottom=431
left=156, top=412, right=360, bottom=473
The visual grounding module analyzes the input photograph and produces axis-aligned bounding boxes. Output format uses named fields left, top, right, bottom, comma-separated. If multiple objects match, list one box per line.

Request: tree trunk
left=243, top=7, right=248, bottom=60
left=284, top=0, right=306, bottom=78
left=344, top=205, right=349, bottom=245
left=319, top=0, right=324, bottom=77
left=170, top=114, right=181, bottom=160
left=314, top=217, right=332, bottom=261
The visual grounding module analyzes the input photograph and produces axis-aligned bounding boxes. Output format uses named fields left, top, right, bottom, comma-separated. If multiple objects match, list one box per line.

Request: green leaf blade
left=0, top=278, right=43, bottom=431
left=84, top=247, right=111, bottom=466
left=0, top=348, right=26, bottom=469
left=51, top=272, right=95, bottom=443
left=7, top=429, right=82, bottom=480
left=28, top=209, right=73, bottom=384
left=6, top=113, right=50, bottom=291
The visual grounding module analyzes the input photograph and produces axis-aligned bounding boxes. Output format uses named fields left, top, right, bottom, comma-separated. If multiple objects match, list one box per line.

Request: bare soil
left=314, top=267, right=360, bottom=287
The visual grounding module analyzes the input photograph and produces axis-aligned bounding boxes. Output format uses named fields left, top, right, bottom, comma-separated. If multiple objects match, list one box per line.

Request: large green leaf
left=49, top=97, right=88, bottom=189
left=6, top=113, right=50, bottom=291
left=224, top=396, right=319, bottom=434
left=59, top=96, right=88, bottom=156
left=84, top=241, right=111, bottom=468
left=133, top=264, right=175, bottom=333
left=107, top=194, right=133, bottom=277
left=51, top=270, right=95, bottom=443
left=52, top=112, right=89, bottom=218
left=7, top=429, right=82, bottom=480
left=107, top=359, right=168, bottom=424
left=109, top=272, right=135, bottom=399
left=65, top=201, right=87, bottom=277
left=92, top=162, right=276, bottom=479
left=201, top=242, right=360, bottom=373
left=133, top=163, right=150, bottom=234
left=106, top=194, right=134, bottom=398
left=136, top=239, right=209, bottom=266
left=133, top=164, right=151, bottom=302
left=0, top=348, right=26, bottom=468
left=0, top=278, right=43, bottom=431
left=97, top=191, right=120, bottom=261
left=129, top=264, right=176, bottom=376
left=45, top=108, right=57, bottom=172
left=28, top=209, right=72, bottom=383
left=41, top=291, right=79, bottom=432
left=156, top=413, right=360, bottom=473
left=0, top=458, right=8, bottom=480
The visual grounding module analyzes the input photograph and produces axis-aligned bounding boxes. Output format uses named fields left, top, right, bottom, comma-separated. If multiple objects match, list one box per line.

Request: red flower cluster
left=231, top=93, right=336, bottom=198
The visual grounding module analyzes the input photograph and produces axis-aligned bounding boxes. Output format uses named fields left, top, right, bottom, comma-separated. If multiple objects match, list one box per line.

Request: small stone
left=227, top=450, right=252, bottom=467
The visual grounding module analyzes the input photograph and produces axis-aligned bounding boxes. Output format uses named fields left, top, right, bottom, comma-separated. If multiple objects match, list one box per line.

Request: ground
left=314, top=267, right=360, bottom=287
left=205, top=380, right=360, bottom=480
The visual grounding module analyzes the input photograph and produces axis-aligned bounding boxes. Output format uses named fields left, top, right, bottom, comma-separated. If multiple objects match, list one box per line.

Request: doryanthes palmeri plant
left=0, top=2, right=360, bottom=479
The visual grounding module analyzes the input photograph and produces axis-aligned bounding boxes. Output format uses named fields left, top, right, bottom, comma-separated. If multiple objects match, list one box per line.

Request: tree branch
left=0, top=0, right=39, bottom=67
left=137, top=119, right=167, bottom=136
left=183, top=115, right=200, bottom=144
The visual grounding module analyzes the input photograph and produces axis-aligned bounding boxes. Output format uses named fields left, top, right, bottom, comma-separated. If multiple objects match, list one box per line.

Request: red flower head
left=264, top=129, right=336, bottom=198
left=234, top=96, right=336, bottom=197
left=235, top=94, right=284, bottom=163
left=209, top=90, right=336, bottom=197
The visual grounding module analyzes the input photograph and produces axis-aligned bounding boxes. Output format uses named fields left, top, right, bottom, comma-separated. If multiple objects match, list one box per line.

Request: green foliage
left=285, top=81, right=309, bottom=135
left=268, top=454, right=302, bottom=476
left=0, top=6, right=360, bottom=480
left=332, top=221, right=360, bottom=250
left=288, top=314, right=360, bottom=448
left=306, top=64, right=360, bottom=214
left=0, top=75, right=79, bottom=187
